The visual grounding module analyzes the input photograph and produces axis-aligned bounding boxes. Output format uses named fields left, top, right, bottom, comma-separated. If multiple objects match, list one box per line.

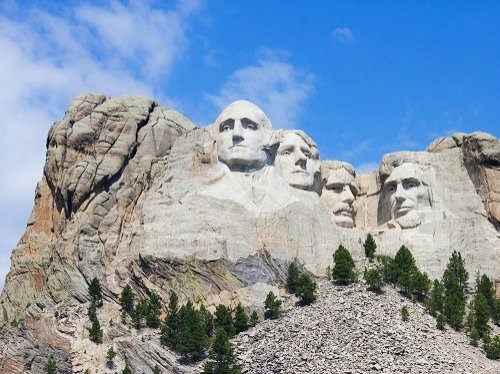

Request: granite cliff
left=0, top=94, right=498, bottom=373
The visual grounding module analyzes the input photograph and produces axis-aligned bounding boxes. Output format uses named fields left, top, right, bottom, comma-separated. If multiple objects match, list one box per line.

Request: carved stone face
left=276, top=132, right=317, bottom=190
left=215, top=101, right=270, bottom=172
left=385, top=163, right=429, bottom=228
left=322, top=167, right=357, bottom=228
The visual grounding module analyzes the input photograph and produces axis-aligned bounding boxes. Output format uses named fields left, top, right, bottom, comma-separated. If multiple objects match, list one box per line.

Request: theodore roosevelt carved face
left=275, top=130, right=320, bottom=192
left=384, top=163, right=430, bottom=229
left=321, top=161, right=358, bottom=228
left=215, top=100, right=272, bottom=172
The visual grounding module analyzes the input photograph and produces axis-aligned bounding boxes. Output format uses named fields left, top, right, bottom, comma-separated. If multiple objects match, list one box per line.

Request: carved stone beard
left=389, top=210, right=421, bottom=229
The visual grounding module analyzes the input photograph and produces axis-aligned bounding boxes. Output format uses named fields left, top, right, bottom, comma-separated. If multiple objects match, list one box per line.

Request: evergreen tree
left=177, top=301, right=208, bottom=362
left=442, top=251, right=469, bottom=293
left=410, top=270, right=431, bottom=302
left=199, top=304, right=214, bottom=337
left=214, top=304, right=235, bottom=338
left=427, top=280, right=445, bottom=317
left=485, top=335, right=500, bottom=360
left=122, top=365, right=133, bottom=374
left=264, top=292, right=282, bottom=319
left=444, top=281, right=466, bottom=330
left=476, top=273, right=495, bottom=314
left=363, top=233, right=377, bottom=261
left=331, top=245, right=357, bottom=285
left=132, top=298, right=149, bottom=329
left=152, top=365, right=162, bottom=374
left=202, top=328, right=243, bottom=374
left=377, top=255, right=397, bottom=284
left=233, top=304, right=249, bottom=334
left=88, top=302, right=97, bottom=322
left=473, top=293, right=490, bottom=339
left=89, top=277, right=103, bottom=307
left=250, top=310, right=259, bottom=327
left=493, top=299, right=500, bottom=326
left=120, top=285, right=135, bottom=316
left=89, top=317, right=103, bottom=343
left=286, top=262, right=301, bottom=294
left=401, top=305, right=409, bottom=322
left=296, top=273, right=317, bottom=305
left=43, top=355, right=57, bottom=374
left=364, top=267, right=383, bottom=293
left=146, top=292, right=162, bottom=328
left=106, top=346, right=117, bottom=369
left=436, top=313, right=445, bottom=330
left=393, top=246, right=417, bottom=293
left=160, top=291, right=180, bottom=349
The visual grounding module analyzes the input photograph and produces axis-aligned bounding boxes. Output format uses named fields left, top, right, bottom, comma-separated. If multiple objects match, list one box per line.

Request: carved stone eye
left=281, top=151, right=291, bottom=156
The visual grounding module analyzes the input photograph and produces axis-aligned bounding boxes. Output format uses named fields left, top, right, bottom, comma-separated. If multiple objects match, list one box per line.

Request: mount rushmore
left=0, top=93, right=498, bottom=372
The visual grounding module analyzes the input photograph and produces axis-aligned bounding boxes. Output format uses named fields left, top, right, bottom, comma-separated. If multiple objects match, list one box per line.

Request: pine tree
left=364, top=267, right=383, bottom=293
left=132, top=298, right=149, bottom=329
left=89, top=317, right=103, bottom=343
left=473, top=293, right=490, bottom=339
left=214, top=304, right=235, bottom=338
left=146, top=292, right=162, bottom=328
left=233, top=304, right=249, bottom=334
left=120, top=285, right=135, bottom=316
left=427, top=280, right=445, bottom=317
left=444, top=281, right=466, bottom=330
left=88, top=302, right=97, bottom=322
left=153, top=365, right=162, bottom=374
left=331, top=245, right=356, bottom=285
left=476, top=273, right=495, bottom=314
left=160, top=291, right=180, bottom=349
left=410, top=270, right=431, bottom=301
left=177, top=301, right=208, bottom=362
left=363, top=233, right=377, bottom=261
left=442, top=251, right=469, bottom=293
left=485, top=335, right=500, bottom=360
left=250, top=310, right=259, bottom=327
left=43, top=355, right=57, bottom=374
left=199, top=304, right=214, bottom=337
left=264, top=292, right=282, bottom=319
left=401, top=305, right=409, bottom=322
left=377, top=255, right=397, bottom=284
left=202, top=328, right=243, bottom=374
left=436, top=313, right=445, bottom=330
left=296, top=273, right=317, bottom=305
left=89, top=277, right=103, bottom=307
left=286, top=262, right=301, bottom=294
left=394, top=246, right=417, bottom=293
left=106, top=346, right=117, bottom=369
left=122, top=365, right=133, bottom=374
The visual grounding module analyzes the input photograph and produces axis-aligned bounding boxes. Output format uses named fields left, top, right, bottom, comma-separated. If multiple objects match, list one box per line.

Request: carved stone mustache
left=333, top=203, right=355, bottom=215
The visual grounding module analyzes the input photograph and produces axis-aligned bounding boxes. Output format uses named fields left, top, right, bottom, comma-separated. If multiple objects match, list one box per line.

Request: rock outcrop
left=0, top=94, right=498, bottom=373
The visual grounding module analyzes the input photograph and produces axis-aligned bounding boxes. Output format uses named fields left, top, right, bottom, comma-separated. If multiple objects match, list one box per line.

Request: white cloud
left=207, top=52, right=314, bottom=129
left=331, top=27, right=355, bottom=44
left=338, top=140, right=370, bottom=160
left=355, top=161, right=379, bottom=174
left=0, top=0, right=200, bottom=292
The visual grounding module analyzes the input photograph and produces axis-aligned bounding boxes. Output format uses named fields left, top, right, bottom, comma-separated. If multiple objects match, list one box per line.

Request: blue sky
left=0, top=0, right=499, bottom=290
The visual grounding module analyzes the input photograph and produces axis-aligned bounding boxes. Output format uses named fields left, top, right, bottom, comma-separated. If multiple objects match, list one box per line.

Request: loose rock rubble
left=232, top=280, right=500, bottom=374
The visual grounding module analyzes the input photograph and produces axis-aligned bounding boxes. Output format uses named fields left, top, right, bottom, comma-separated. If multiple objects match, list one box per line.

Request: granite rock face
left=0, top=95, right=498, bottom=373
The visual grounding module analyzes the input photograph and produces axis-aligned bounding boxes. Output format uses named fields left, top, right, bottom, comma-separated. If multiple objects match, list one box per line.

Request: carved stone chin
left=388, top=210, right=421, bottom=229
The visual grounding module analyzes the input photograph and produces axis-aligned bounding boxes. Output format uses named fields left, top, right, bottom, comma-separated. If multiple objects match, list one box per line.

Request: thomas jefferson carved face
left=275, top=132, right=319, bottom=191
left=215, top=101, right=271, bottom=172
left=322, top=164, right=358, bottom=228
left=385, top=163, right=430, bottom=228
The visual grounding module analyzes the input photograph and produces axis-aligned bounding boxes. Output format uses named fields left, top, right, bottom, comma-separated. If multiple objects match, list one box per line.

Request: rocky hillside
left=233, top=280, right=500, bottom=374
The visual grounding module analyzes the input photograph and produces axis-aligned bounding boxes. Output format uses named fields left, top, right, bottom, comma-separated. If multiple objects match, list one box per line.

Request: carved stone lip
left=335, top=210, right=353, bottom=217
left=394, top=206, right=413, bottom=215
left=292, top=170, right=308, bottom=174
left=229, top=144, right=247, bottom=149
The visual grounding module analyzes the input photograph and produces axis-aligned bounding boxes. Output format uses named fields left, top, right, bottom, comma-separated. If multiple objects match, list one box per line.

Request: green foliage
left=410, top=270, right=431, bottom=301
left=233, top=304, right=249, bottom=334
left=89, top=317, right=103, bottom=343
left=146, top=292, right=162, bottom=328
left=376, top=255, right=397, bottom=284
left=214, top=304, right=235, bottom=338
left=484, top=335, right=500, bottom=360
left=177, top=300, right=208, bottom=362
left=473, top=293, right=490, bottom=339
left=202, top=328, right=243, bottom=374
left=331, top=245, right=357, bottom=285
left=199, top=304, right=214, bottom=337
left=394, top=246, right=417, bottom=294
left=264, top=292, right=282, bottom=320
left=132, top=298, right=149, bottom=329
left=153, top=364, right=162, bottom=374
left=427, top=280, right=445, bottom=317
left=363, top=233, right=377, bottom=261
left=493, top=299, right=500, bottom=326
left=88, top=277, right=103, bottom=307
left=120, top=285, right=135, bottom=316
left=364, top=267, right=383, bottom=293
left=43, top=355, right=58, bottom=374
left=442, top=251, right=469, bottom=293
left=401, top=305, right=409, bottom=322
left=122, top=365, right=133, bottom=374
left=160, top=291, right=180, bottom=349
left=88, top=302, right=97, bottom=322
left=250, top=310, right=259, bottom=327
left=286, top=262, right=301, bottom=294
left=436, top=313, right=445, bottom=330
left=106, top=346, right=117, bottom=369
left=444, top=281, right=466, bottom=331
left=296, top=273, right=317, bottom=305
